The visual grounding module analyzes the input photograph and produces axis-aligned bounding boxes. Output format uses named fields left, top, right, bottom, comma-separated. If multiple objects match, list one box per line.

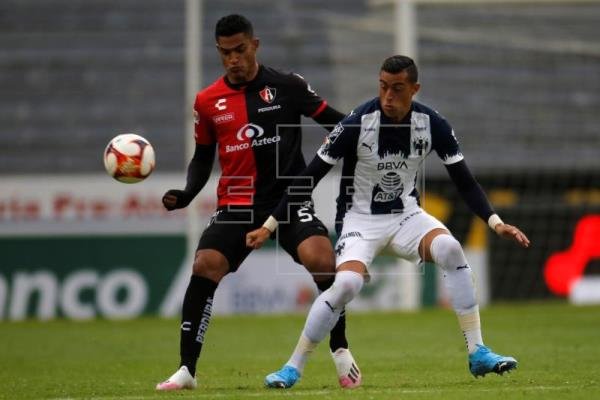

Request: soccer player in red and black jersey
left=156, top=14, right=361, bottom=390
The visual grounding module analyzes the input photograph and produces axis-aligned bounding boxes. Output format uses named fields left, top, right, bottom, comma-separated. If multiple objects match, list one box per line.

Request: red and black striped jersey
left=194, top=65, right=328, bottom=209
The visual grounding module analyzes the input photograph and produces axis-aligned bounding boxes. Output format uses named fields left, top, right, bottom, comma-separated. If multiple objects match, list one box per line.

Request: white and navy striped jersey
left=317, top=98, right=464, bottom=221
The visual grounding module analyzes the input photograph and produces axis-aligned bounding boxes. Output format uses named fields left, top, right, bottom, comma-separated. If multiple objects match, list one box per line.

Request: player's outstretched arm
left=445, top=160, right=530, bottom=248
left=246, top=155, right=334, bottom=249
left=162, top=143, right=216, bottom=211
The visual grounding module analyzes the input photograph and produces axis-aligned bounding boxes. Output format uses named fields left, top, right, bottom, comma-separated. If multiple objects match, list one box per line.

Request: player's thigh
left=388, top=209, right=448, bottom=263
left=295, top=235, right=336, bottom=277
left=197, top=208, right=254, bottom=273
left=277, top=203, right=330, bottom=265
left=334, top=213, right=388, bottom=271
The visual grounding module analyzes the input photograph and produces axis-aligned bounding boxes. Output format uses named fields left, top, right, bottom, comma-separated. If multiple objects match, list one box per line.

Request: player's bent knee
left=331, top=270, right=364, bottom=306
left=305, top=256, right=336, bottom=277
left=430, top=234, right=466, bottom=271
left=192, top=250, right=229, bottom=282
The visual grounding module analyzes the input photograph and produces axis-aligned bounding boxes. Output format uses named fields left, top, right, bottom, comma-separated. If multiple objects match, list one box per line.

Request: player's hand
left=162, top=189, right=193, bottom=211
left=246, top=227, right=271, bottom=249
left=494, top=223, right=530, bottom=248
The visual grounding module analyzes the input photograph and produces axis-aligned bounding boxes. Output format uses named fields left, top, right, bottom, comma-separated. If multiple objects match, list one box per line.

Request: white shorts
left=335, top=207, right=447, bottom=269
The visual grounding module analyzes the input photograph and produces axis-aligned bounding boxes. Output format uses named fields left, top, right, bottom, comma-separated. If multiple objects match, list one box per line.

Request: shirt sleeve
left=431, top=112, right=464, bottom=165
left=193, top=94, right=216, bottom=145
left=445, top=160, right=495, bottom=222
left=316, top=114, right=360, bottom=165
left=272, top=155, right=334, bottom=222
left=289, top=73, right=328, bottom=118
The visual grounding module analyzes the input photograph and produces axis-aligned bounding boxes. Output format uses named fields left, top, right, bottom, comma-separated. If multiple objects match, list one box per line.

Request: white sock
left=430, top=234, right=483, bottom=354
left=457, top=307, right=484, bottom=354
left=286, top=271, right=363, bottom=373
left=286, top=334, right=318, bottom=373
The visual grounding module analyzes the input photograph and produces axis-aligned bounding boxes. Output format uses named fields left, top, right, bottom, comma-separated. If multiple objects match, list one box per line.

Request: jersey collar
left=223, top=64, right=264, bottom=91
left=379, top=102, right=414, bottom=125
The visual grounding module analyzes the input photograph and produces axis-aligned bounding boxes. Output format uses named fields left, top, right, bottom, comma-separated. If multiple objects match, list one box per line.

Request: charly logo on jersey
left=373, top=171, right=404, bottom=202
left=259, top=86, right=276, bottom=104
left=225, top=123, right=281, bottom=153
left=215, top=98, right=227, bottom=111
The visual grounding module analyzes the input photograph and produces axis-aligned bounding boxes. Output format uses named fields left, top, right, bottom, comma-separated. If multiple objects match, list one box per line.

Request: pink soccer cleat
left=331, top=348, right=362, bottom=388
left=155, top=366, right=197, bottom=391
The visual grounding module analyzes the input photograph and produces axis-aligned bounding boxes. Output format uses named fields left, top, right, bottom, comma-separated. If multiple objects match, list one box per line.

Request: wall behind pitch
left=0, top=173, right=419, bottom=320
left=3, top=171, right=594, bottom=320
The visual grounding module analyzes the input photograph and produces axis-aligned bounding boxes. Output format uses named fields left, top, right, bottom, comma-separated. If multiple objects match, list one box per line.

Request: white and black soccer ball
left=103, top=133, right=155, bottom=183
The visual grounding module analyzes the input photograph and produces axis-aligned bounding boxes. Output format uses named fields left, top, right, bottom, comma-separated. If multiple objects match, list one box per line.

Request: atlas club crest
left=259, top=86, right=276, bottom=104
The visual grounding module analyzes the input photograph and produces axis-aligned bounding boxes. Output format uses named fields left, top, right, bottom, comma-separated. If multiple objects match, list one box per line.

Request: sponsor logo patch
left=326, top=123, right=344, bottom=144
left=213, top=112, right=234, bottom=124
left=339, top=231, right=363, bottom=240
left=258, top=104, right=282, bottom=113
left=225, top=123, right=281, bottom=153
left=236, top=123, right=264, bottom=141
left=215, top=98, right=227, bottom=111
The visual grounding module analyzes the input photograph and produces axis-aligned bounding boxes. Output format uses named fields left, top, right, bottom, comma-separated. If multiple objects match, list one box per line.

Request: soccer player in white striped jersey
left=246, top=55, right=530, bottom=389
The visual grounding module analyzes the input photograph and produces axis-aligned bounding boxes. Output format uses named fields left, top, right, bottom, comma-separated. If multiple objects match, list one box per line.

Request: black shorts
left=197, top=203, right=329, bottom=272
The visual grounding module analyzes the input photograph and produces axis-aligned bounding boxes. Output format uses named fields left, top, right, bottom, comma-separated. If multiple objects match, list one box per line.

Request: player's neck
left=227, top=62, right=260, bottom=86
left=382, top=110, right=408, bottom=123
left=380, top=101, right=412, bottom=123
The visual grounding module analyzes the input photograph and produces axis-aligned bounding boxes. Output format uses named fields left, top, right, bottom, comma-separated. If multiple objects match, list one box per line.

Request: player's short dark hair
left=215, top=14, right=254, bottom=40
left=381, top=55, right=418, bottom=83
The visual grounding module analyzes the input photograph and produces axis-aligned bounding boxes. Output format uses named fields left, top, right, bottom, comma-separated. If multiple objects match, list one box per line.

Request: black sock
left=316, top=278, right=349, bottom=352
left=179, top=275, right=218, bottom=377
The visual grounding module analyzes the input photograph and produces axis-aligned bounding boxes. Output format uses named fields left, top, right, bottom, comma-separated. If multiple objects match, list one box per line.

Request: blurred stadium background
left=1, top=0, right=599, bottom=321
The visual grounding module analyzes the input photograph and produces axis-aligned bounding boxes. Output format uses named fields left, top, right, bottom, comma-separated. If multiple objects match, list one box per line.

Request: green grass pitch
left=1, top=302, right=599, bottom=399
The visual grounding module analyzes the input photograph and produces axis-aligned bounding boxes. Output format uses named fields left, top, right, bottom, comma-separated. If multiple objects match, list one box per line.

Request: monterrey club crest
left=259, top=86, right=276, bottom=104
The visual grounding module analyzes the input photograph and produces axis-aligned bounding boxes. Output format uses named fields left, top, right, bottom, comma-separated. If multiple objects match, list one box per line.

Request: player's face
left=216, top=33, right=259, bottom=84
left=379, top=70, right=420, bottom=121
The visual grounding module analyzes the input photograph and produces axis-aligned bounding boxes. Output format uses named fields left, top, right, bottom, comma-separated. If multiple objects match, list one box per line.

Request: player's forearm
left=312, top=105, right=345, bottom=132
left=445, top=160, right=495, bottom=223
left=269, top=155, right=333, bottom=227
left=457, top=183, right=495, bottom=222
left=184, top=143, right=216, bottom=197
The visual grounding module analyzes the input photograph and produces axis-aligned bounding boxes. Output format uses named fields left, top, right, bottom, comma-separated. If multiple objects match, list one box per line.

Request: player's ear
left=412, top=82, right=421, bottom=96
left=252, top=37, right=259, bottom=51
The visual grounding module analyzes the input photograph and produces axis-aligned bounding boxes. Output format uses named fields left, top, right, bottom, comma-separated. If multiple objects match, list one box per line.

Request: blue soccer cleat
left=469, top=344, right=517, bottom=378
left=264, top=365, right=301, bottom=389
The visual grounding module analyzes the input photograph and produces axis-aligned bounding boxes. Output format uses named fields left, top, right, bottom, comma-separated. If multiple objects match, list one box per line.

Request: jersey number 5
left=297, top=207, right=314, bottom=222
